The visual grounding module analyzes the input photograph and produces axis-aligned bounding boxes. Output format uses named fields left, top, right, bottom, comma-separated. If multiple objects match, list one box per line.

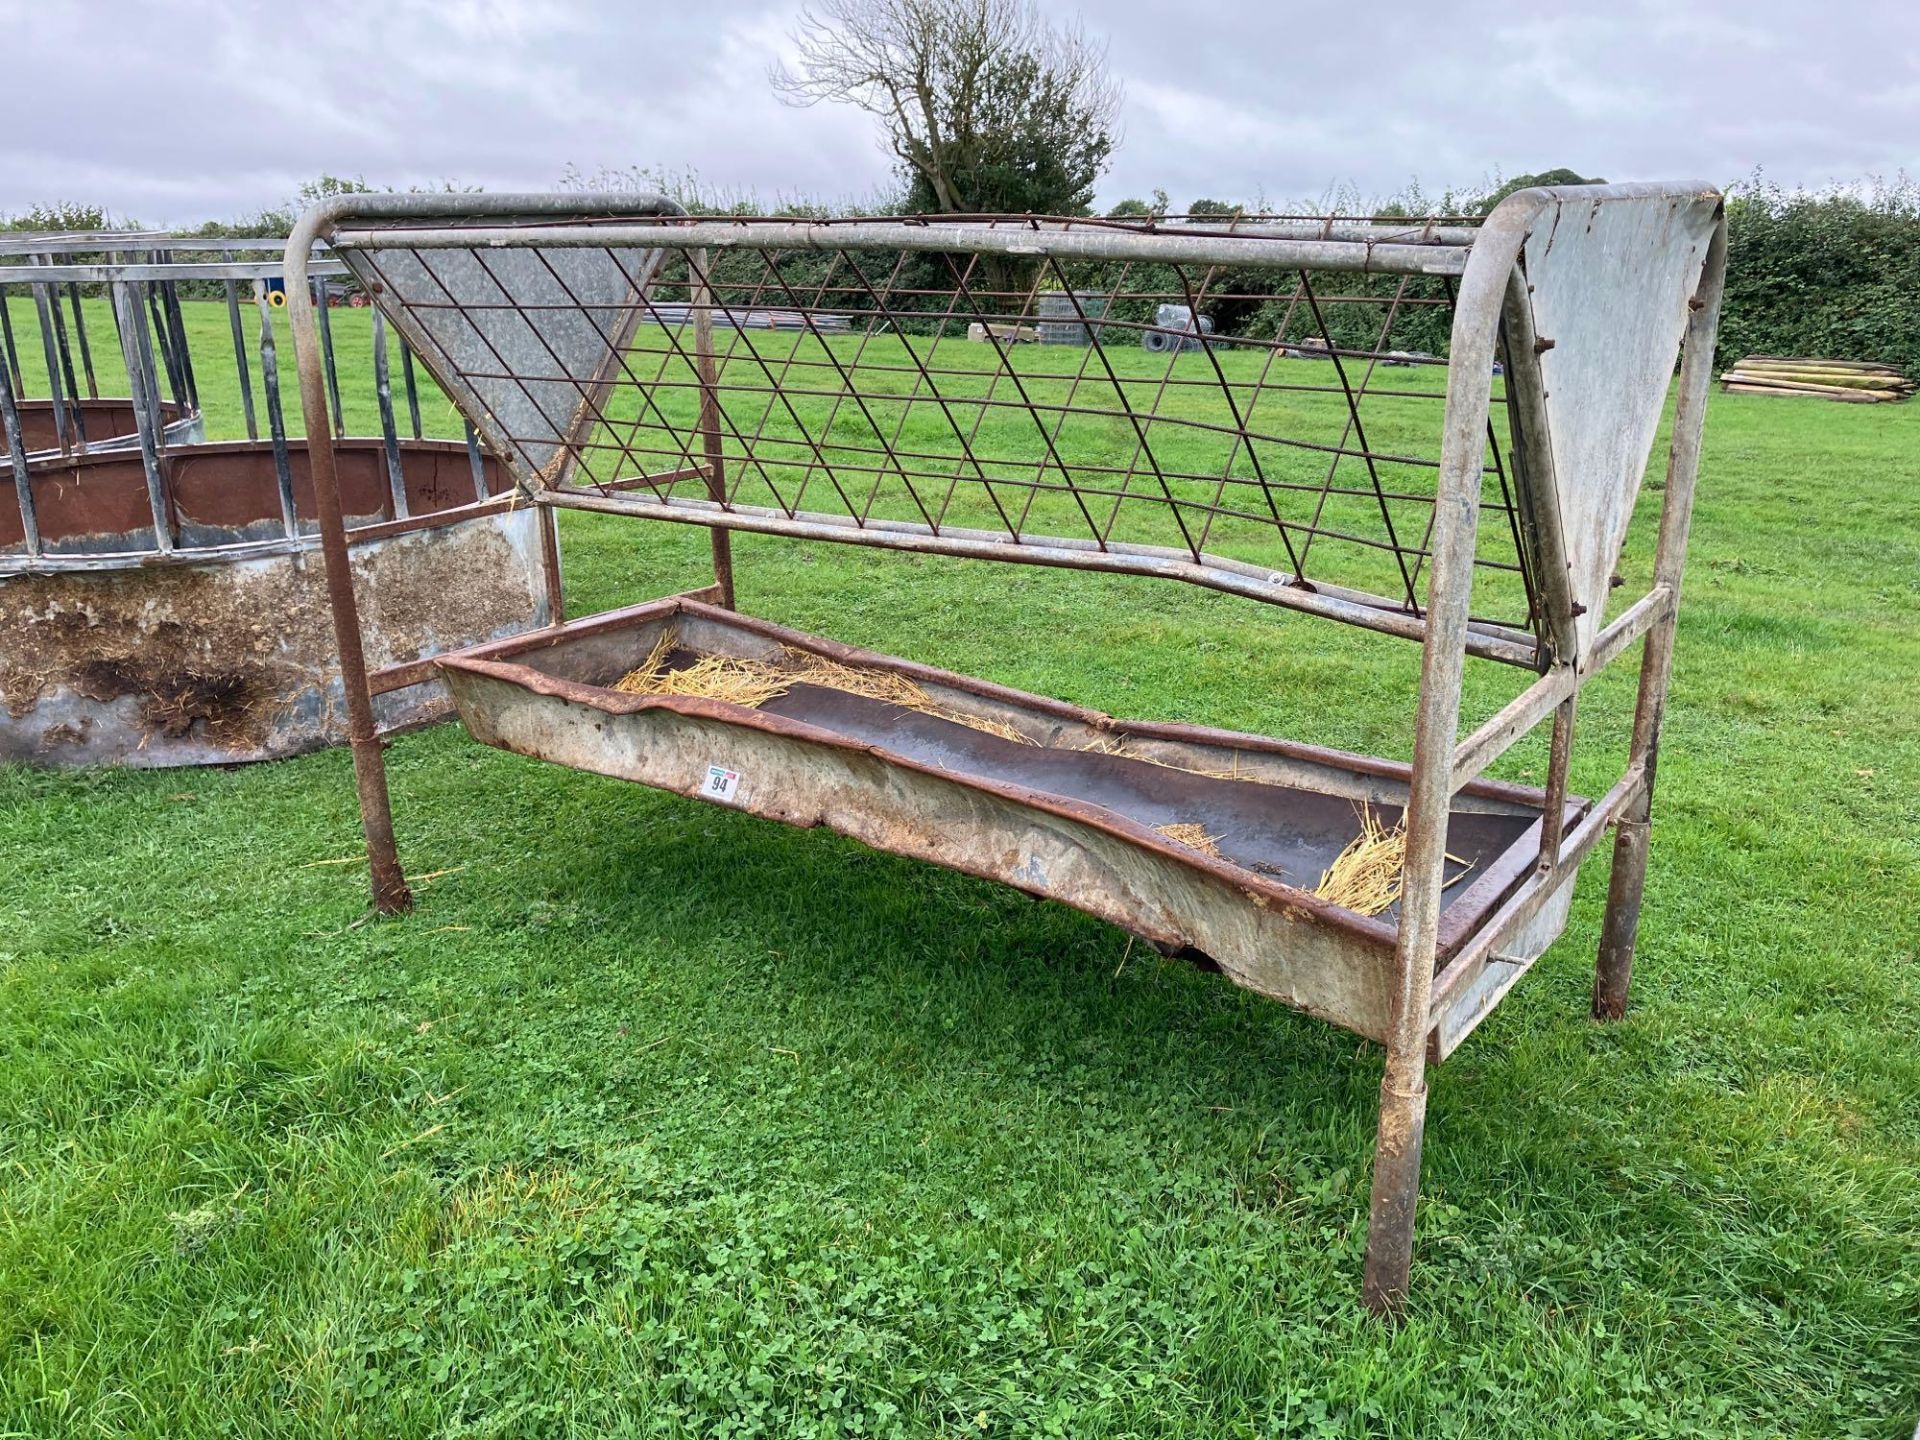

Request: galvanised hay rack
left=286, top=183, right=1727, bottom=1312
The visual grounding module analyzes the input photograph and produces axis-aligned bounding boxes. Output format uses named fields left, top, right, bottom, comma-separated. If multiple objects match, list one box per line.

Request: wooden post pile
left=1720, top=356, right=1914, bottom=403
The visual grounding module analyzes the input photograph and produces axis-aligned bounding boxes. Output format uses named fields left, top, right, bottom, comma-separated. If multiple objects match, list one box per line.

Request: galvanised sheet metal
left=320, top=196, right=686, bottom=491
left=1508, top=186, right=1722, bottom=661
left=435, top=598, right=1583, bottom=1042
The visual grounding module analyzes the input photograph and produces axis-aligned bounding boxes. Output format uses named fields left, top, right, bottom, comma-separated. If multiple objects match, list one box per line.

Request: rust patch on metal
left=0, top=500, right=544, bottom=765
left=4, top=397, right=187, bottom=458
left=1, top=562, right=329, bottom=752
left=2, top=439, right=504, bottom=552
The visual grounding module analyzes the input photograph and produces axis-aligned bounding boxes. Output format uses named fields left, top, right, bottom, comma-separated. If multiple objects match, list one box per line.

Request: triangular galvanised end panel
left=1499, top=185, right=1722, bottom=662
left=311, top=195, right=685, bottom=492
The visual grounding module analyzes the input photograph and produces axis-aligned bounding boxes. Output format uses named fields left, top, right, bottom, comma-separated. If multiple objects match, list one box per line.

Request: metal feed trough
left=288, top=184, right=1726, bottom=1311
left=0, top=237, right=559, bottom=765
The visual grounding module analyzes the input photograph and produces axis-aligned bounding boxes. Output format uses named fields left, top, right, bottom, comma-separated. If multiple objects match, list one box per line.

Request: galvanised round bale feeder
left=4, top=395, right=200, bottom=459
left=293, top=187, right=1728, bottom=1313
left=0, top=232, right=210, bottom=464
left=0, top=241, right=562, bottom=767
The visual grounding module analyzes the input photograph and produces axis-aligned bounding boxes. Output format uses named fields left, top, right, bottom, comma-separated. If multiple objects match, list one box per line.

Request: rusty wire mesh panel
left=338, top=216, right=1545, bottom=652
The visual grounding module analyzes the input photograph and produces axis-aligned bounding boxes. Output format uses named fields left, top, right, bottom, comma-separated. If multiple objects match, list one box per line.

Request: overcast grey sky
left=4, top=0, right=1917, bottom=225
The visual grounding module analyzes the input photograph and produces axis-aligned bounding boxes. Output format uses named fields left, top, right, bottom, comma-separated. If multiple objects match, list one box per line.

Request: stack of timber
left=1720, top=356, right=1913, bottom=403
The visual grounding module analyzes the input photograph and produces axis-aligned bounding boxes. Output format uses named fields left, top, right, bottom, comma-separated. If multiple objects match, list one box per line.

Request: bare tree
left=772, top=0, right=1121, bottom=218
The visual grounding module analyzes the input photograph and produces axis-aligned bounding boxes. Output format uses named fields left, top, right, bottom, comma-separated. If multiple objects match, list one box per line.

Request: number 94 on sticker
left=701, top=764, right=743, bottom=803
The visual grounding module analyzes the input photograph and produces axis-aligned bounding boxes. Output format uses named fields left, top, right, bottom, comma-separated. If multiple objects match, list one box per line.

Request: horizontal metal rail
left=541, top=484, right=1544, bottom=665
left=0, top=491, right=521, bottom=575
left=1449, top=584, right=1675, bottom=786
left=0, top=234, right=328, bottom=257
left=1, top=260, right=350, bottom=285
left=331, top=221, right=1475, bottom=277
left=1426, top=761, right=1650, bottom=1057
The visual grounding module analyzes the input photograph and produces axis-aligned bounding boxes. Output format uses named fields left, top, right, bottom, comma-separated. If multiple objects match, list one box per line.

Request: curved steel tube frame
left=285, top=195, right=692, bottom=911
left=286, top=186, right=1729, bottom=1312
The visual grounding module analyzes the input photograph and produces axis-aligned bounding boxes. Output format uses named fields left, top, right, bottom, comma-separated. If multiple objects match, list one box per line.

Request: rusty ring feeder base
left=1, top=438, right=547, bottom=767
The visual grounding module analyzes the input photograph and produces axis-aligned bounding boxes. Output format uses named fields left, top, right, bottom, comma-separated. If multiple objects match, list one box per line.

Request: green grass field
left=2, top=299, right=1917, bottom=1437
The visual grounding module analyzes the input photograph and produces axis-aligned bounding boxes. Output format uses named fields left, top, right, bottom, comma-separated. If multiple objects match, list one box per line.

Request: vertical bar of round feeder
left=314, top=276, right=345, bottom=433
left=144, top=274, right=188, bottom=412
left=1594, top=214, right=1728, bottom=1020
left=160, top=266, right=198, bottom=411
left=226, top=280, right=259, bottom=441
left=254, top=291, right=297, bottom=538
left=0, top=285, right=25, bottom=396
left=110, top=279, right=174, bottom=553
left=400, top=338, right=424, bottom=438
left=464, top=422, right=489, bottom=499
left=66, top=282, right=97, bottom=398
left=36, top=260, right=89, bottom=451
left=28, top=279, right=73, bottom=454
left=0, top=361, right=40, bottom=555
left=373, top=308, right=408, bottom=519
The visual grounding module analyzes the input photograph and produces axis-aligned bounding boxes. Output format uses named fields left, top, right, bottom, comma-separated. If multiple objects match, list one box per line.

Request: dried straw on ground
left=614, top=631, right=1034, bottom=744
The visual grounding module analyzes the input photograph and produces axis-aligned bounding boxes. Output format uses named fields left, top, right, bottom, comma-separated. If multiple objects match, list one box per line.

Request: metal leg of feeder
left=692, top=248, right=735, bottom=608
left=1361, top=501, right=1480, bottom=1314
left=1360, top=239, right=1512, bottom=1318
left=1594, top=215, right=1727, bottom=1022
left=255, top=292, right=297, bottom=538
left=1538, top=697, right=1576, bottom=869
left=536, top=500, right=566, bottom=626
left=285, top=234, right=411, bottom=915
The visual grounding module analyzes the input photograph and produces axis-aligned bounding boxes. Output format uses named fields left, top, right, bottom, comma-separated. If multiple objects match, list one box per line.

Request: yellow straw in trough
left=1155, top=822, right=1225, bottom=861
left=613, top=630, right=1035, bottom=744
left=1313, top=803, right=1474, bottom=918
left=612, top=632, right=792, bottom=708
left=782, top=649, right=926, bottom=710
